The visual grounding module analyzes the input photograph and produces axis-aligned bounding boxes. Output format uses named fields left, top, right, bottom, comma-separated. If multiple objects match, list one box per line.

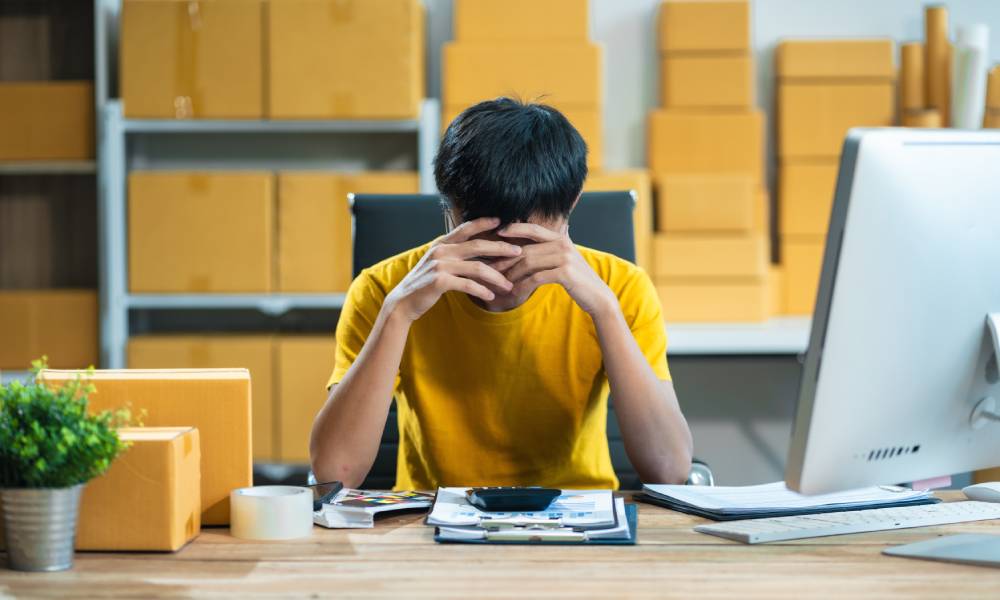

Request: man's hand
left=384, top=217, right=522, bottom=322
left=495, top=223, right=618, bottom=317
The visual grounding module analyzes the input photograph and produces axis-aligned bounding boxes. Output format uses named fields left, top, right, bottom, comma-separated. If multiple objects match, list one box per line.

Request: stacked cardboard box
left=776, top=39, right=895, bottom=315
left=0, top=290, right=98, bottom=369
left=582, top=170, right=654, bottom=271
left=987, top=66, right=1000, bottom=128
left=0, top=82, right=94, bottom=159
left=648, top=0, right=769, bottom=322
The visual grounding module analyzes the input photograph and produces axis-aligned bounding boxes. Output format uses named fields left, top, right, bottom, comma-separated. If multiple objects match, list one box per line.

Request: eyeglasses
left=440, top=199, right=457, bottom=233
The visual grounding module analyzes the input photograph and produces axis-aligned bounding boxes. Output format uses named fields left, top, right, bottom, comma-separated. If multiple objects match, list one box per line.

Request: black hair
left=434, top=97, right=588, bottom=226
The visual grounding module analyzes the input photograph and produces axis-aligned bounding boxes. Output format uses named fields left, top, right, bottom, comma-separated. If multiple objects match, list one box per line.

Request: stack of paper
left=637, top=481, right=938, bottom=521
left=314, top=489, right=434, bottom=529
left=428, top=488, right=636, bottom=544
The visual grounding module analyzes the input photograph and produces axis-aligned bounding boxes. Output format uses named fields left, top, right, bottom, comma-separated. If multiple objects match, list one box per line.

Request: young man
left=311, top=98, right=692, bottom=490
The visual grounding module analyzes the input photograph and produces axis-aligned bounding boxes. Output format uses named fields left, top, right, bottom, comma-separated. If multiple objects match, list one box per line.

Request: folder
left=434, top=501, right=637, bottom=545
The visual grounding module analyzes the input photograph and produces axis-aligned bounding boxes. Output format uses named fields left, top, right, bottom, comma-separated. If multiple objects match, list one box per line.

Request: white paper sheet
left=427, top=487, right=616, bottom=528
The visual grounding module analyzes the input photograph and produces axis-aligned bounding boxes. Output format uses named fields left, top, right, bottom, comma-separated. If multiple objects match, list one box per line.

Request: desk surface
left=2, top=492, right=998, bottom=598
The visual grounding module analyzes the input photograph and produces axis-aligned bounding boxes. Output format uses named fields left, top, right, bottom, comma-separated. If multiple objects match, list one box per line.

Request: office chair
left=348, top=192, right=712, bottom=489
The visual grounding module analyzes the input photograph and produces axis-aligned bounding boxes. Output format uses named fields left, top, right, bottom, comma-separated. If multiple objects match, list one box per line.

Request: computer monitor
left=786, top=128, right=1000, bottom=495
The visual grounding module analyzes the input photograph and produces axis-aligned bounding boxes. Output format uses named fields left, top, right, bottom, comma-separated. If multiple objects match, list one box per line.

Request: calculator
left=466, top=487, right=561, bottom=512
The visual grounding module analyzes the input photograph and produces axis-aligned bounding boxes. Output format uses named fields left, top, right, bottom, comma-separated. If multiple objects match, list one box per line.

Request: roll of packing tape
left=230, top=486, right=313, bottom=540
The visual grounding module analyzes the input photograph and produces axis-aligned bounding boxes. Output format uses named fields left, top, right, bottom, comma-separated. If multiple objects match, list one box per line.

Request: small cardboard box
left=120, top=0, right=264, bottom=118
left=128, top=172, right=274, bottom=293
left=268, top=0, right=424, bottom=119
left=660, top=55, right=754, bottom=109
left=654, top=174, right=756, bottom=233
left=443, top=42, right=603, bottom=108
left=776, top=39, right=895, bottom=80
left=454, top=0, right=589, bottom=42
left=0, top=82, right=94, bottom=160
left=658, top=0, right=750, bottom=53
left=781, top=236, right=825, bottom=315
left=277, top=171, right=419, bottom=293
left=987, top=66, right=1000, bottom=110
left=77, top=427, right=201, bottom=551
left=778, top=82, right=895, bottom=159
left=778, top=160, right=839, bottom=236
left=40, top=369, right=253, bottom=525
left=0, top=290, right=97, bottom=369
left=127, top=336, right=276, bottom=462
left=277, top=337, right=336, bottom=463
left=769, top=265, right=784, bottom=316
left=652, top=233, right=768, bottom=280
left=583, top=169, right=653, bottom=270
left=656, top=278, right=768, bottom=322
left=648, top=109, right=764, bottom=183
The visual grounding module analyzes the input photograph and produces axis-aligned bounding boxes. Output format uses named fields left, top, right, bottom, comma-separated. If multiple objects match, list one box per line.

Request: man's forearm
left=591, top=302, right=693, bottom=484
left=310, top=304, right=411, bottom=487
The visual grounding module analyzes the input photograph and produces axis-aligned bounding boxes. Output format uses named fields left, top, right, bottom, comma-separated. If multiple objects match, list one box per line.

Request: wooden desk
left=2, top=492, right=998, bottom=598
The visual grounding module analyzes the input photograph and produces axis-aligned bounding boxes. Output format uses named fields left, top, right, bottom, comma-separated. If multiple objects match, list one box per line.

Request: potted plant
left=0, top=359, right=132, bottom=572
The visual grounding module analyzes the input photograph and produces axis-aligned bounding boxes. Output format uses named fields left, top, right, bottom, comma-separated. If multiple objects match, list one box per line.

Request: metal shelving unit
left=0, top=161, right=98, bottom=175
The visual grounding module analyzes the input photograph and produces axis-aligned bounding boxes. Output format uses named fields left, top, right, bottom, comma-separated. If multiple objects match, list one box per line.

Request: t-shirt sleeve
left=620, top=267, right=672, bottom=381
left=327, top=271, right=396, bottom=389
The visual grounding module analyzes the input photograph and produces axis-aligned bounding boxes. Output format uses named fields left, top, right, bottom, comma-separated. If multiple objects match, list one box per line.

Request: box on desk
left=127, top=335, right=276, bottom=462
left=0, top=290, right=97, bottom=370
left=658, top=0, right=750, bottom=53
left=660, top=55, right=754, bottom=109
left=120, top=0, right=264, bottom=118
left=652, top=233, right=768, bottom=280
left=0, top=82, right=93, bottom=160
left=40, top=368, right=253, bottom=525
left=776, top=39, right=896, bottom=80
left=778, top=82, right=894, bottom=159
left=654, top=174, right=758, bottom=233
left=657, top=278, right=769, bottom=322
left=648, top=109, right=764, bottom=183
left=268, top=0, right=424, bottom=119
left=128, top=171, right=274, bottom=293
left=780, top=236, right=825, bottom=315
left=778, top=161, right=839, bottom=236
left=453, top=0, right=589, bottom=42
left=277, top=337, right=336, bottom=463
left=77, top=427, right=201, bottom=551
left=582, top=170, right=652, bottom=270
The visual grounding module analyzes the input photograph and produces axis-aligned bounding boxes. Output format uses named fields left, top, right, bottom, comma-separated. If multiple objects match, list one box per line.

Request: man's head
left=434, top=98, right=588, bottom=230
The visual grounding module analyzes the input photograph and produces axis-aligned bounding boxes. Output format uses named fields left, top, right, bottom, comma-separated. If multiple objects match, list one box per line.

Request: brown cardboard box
left=268, top=0, right=424, bottom=119
left=40, top=369, right=253, bottom=525
left=120, top=0, right=264, bottom=118
left=769, top=265, right=784, bottom=316
left=660, top=55, right=754, bottom=109
left=277, top=337, right=336, bottom=463
left=778, top=161, right=839, bottom=236
left=754, top=187, right=770, bottom=234
left=987, top=65, right=1000, bottom=110
left=278, top=171, right=419, bottom=293
left=658, top=0, right=749, bottom=53
left=776, top=39, right=895, bottom=79
left=778, top=82, right=894, bottom=159
left=443, top=42, right=603, bottom=108
left=77, top=427, right=201, bottom=551
left=583, top=170, right=653, bottom=270
left=648, top=109, right=764, bottom=183
left=652, top=233, right=767, bottom=279
left=974, top=467, right=1000, bottom=483
left=128, top=172, right=274, bottom=293
left=986, top=110, right=1000, bottom=129
left=0, top=82, right=94, bottom=160
left=654, top=174, right=756, bottom=232
left=656, top=278, right=768, bottom=322
left=0, top=290, right=97, bottom=369
left=781, top=236, right=825, bottom=315
left=454, top=0, right=589, bottom=42
left=127, top=336, right=276, bottom=462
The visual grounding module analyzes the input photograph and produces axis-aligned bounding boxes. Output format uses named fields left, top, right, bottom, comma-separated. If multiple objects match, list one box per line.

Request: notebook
left=313, top=489, right=434, bottom=529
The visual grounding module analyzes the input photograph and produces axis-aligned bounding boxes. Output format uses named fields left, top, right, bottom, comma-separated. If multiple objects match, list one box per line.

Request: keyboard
left=695, top=501, right=1000, bottom=544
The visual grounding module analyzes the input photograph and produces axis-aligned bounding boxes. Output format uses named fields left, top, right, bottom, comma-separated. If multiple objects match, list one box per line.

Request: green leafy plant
left=0, top=358, right=135, bottom=488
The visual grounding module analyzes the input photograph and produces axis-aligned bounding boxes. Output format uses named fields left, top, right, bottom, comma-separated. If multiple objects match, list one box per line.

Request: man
left=311, top=98, right=692, bottom=490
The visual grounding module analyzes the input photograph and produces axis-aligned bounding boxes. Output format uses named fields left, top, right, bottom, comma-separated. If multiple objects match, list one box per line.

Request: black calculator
left=466, top=487, right=561, bottom=512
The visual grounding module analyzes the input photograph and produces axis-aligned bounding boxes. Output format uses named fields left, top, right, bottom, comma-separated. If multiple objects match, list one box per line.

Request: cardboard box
left=781, top=236, right=825, bottom=315
left=583, top=170, right=652, bottom=270
left=120, top=0, right=264, bottom=118
left=778, top=161, right=839, bottom=236
left=648, top=109, right=764, bottom=183
left=0, top=82, right=94, bottom=160
left=40, top=369, right=253, bottom=525
left=652, top=233, right=767, bottom=279
left=0, top=290, right=97, bottom=369
left=268, top=0, right=424, bottom=119
left=127, top=336, right=276, bottom=462
left=769, top=265, right=784, bottom=316
left=128, top=172, right=274, bottom=293
left=987, top=66, right=1000, bottom=110
left=986, top=110, right=1000, bottom=129
left=654, top=174, right=756, bottom=233
left=443, top=42, right=603, bottom=108
left=660, top=55, right=753, bottom=108
left=454, top=0, right=589, bottom=42
left=658, top=0, right=749, bottom=53
left=277, top=337, right=337, bottom=463
left=754, top=187, right=770, bottom=235
left=974, top=467, right=1000, bottom=484
left=778, top=82, right=894, bottom=159
left=278, top=172, right=419, bottom=293
left=656, top=278, right=768, bottom=322
left=77, top=427, right=201, bottom=551
left=776, top=39, right=895, bottom=80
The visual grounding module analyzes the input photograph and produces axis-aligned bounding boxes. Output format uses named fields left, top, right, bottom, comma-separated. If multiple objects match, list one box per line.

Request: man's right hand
left=384, top=217, right=522, bottom=323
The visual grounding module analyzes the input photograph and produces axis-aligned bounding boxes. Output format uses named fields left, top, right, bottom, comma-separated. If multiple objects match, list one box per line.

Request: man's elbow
left=638, top=448, right=693, bottom=485
left=310, top=452, right=369, bottom=489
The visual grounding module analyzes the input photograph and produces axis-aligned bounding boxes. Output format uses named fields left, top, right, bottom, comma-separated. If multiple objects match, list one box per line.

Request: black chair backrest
left=349, top=191, right=640, bottom=489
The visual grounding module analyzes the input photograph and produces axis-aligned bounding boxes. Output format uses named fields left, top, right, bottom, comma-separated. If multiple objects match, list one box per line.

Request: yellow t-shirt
left=328, top=243, right=671, bottom=490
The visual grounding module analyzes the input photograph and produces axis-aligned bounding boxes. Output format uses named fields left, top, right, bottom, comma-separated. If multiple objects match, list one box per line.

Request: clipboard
left=433, top=503, right=638, bottom=545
